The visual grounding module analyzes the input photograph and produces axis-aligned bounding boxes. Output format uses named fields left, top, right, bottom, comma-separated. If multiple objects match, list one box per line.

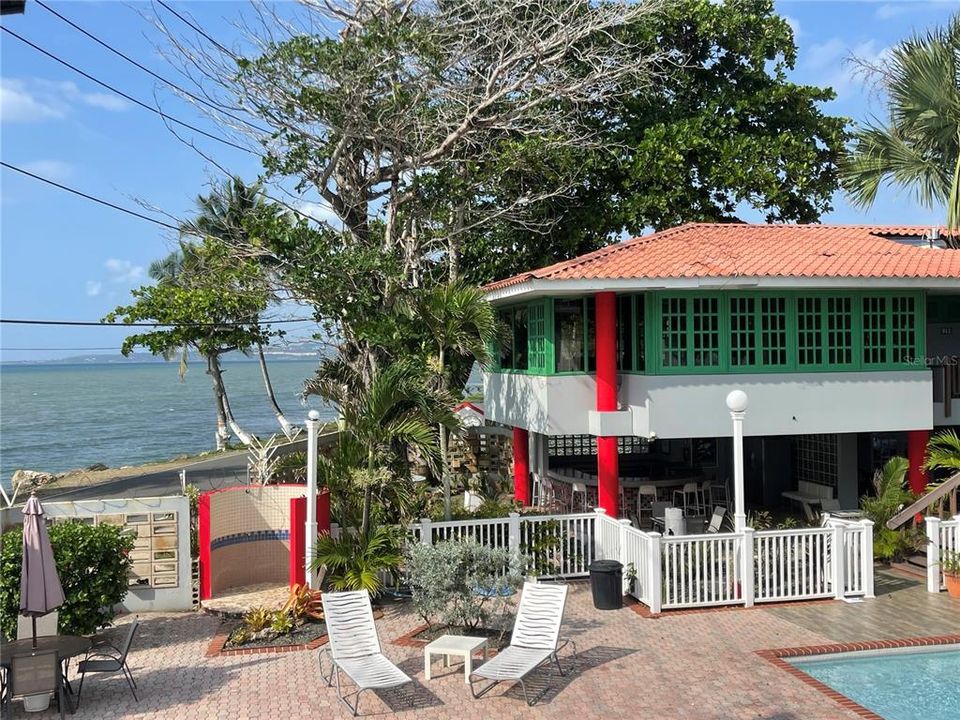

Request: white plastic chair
left=705, top=507, right=727, bottom=534
left=673, top=483, right=702, bottom=517
left=469, top=582, right=575, bottom=706
left=319, top=590, right=411, bottom=716
left=637, top=485, right=658, bottom=527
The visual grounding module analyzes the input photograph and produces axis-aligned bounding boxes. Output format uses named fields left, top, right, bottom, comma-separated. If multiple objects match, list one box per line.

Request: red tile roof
left=483, top=223, right=960, bottom=292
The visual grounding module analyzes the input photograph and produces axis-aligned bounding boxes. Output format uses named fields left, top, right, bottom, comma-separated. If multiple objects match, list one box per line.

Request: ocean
left=0, top=360, right=335, bottom=489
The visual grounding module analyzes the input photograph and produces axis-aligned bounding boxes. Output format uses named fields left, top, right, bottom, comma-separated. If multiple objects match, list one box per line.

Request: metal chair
left=469, top=582, right=576, bottom=706
left=5, top=650, right=68, bottom=720
left=571, top=481, right=588, bottom=511
left=637, top=485, right=658, bottom=527
left=319, top=590, right=411, bottom=716
left=673, top=482, right=702, bottom=517
left=76, top=619, right=140, bottom=705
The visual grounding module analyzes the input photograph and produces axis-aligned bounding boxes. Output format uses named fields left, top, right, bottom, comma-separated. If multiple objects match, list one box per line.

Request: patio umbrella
left=20, top=493, right=65, bottom=648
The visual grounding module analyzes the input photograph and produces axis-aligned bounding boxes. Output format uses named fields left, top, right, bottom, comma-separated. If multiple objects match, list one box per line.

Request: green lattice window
left=760, top=297, right=789, bottom=366
left=527, top=301, right=547, bottom=372
left=826, top=296, right=854, bottom=366
left=692, top=297, right=721, bottom=367
left=797, top=297, right=823, bottom=366
left=730, top=297, right=757, bottom=367
left=891, top=295, right=917, bottom=364
left=862, top=296, right=888, bottom=365
left=660, top=297, right=688, bottom=368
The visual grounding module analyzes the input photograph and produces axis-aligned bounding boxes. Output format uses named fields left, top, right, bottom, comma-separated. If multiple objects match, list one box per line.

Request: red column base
left=198, top=493, right=212, bottom=600
left=906, top=430, right=930, bottom=495
left=513, top=427, right=531, bottom=506
left=597, top=436, right=619, bottom=517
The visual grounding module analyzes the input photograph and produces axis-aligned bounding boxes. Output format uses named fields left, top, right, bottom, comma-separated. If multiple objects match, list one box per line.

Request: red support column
left=513, top=427, right=531, bottom=506
left=198, top=492, right=211, bottom=600
left=906, top=430, right=930, bottom=494
left=595, top=292, right=619, bottom=517
left=289, top=497, right=307, bottom=587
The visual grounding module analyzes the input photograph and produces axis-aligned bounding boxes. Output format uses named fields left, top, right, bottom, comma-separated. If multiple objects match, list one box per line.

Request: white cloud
left=0, top=77, right=129, bottom=124
left=104, top=258, right=144, bottom=284
left=784, top=15, right=800, bottom=39
left=804, top=38, right=847, bottom=72
left=85, top=280, right=103, bottom=297
left=19, top=159, right=74, bottom=182
left=296, top=200, right=341, bottom=228
left=802, top=37, right=890, bottom=99
left=875, top=2, right=939, bottom=21
left=0, top=78, right=64, bottom=123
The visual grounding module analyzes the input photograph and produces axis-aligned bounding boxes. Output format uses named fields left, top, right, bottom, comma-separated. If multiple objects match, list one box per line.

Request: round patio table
left=1, top=634, right=92, bottom=712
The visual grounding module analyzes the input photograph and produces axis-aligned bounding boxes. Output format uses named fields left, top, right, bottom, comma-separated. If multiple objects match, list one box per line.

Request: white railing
left=404, top=509, right=875, bottom=613
left=926, top=515, right=960, bottom=592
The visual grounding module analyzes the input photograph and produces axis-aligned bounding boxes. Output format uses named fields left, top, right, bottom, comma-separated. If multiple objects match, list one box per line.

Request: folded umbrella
left=20, top=493, right=65, bottom=648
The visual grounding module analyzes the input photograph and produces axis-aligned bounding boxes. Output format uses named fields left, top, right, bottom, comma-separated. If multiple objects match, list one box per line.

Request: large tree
left=841, top=14, right=960, bottom=247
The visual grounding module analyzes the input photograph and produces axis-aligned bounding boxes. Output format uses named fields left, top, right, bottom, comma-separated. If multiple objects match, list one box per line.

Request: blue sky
left=1, top=0, right=957, bottom=362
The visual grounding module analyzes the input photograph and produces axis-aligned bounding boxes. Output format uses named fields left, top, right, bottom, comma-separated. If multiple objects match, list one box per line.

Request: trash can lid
left=589, top=560, right=623, bottom=572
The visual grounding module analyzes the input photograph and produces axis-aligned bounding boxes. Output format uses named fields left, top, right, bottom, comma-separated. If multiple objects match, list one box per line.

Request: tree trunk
left=361, top=451, right=374, bottom=540
left=206, top=354, right=230, bottom=450
left=257, top=344, right=298, bottom=439
left=208, top=354, right=255, bottom=446
left=439, top=346, right=452, bottom=520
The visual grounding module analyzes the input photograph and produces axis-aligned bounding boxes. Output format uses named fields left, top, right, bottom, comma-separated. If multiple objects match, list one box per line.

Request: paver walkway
left=7, top=570, right=958, bottom=719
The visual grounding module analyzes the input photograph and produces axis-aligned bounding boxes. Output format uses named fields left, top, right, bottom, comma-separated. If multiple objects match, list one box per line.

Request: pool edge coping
left=757, top=634, right=960, bottom=720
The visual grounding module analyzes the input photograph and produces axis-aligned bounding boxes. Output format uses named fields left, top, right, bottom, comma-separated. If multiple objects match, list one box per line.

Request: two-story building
left=482, top=223, right=960, bottom=518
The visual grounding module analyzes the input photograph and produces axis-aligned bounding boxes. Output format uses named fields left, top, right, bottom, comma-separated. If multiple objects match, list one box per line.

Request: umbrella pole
left=32, top=615, right=37, bottom=649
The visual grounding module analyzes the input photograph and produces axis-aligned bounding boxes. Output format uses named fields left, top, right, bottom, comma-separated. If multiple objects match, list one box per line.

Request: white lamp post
left=725, top=390, right=749, bottom=533
left=304, top=409, right=321, bottom=589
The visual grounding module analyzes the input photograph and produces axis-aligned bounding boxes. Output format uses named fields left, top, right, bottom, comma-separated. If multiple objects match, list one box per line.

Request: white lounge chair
left=705, top=506, right=727, bottom=533
left=319, top=590, right=411, bottom=716
left=469, top=582, right=575, bottom=706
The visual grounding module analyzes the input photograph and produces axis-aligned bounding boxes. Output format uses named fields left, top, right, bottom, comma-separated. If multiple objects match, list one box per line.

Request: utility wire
left=156, top=0, right=235, bottom=57
left=1, top=318, right=316, bottom=327
left=1, top=161, right=182, bottom=231
left=1, top=26, right=253, bottom=154
left=34, top=0, right=269, bottom=134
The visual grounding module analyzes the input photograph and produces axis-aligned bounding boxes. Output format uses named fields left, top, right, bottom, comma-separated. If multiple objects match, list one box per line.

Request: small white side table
left=423, top=634, right=489, bottom=684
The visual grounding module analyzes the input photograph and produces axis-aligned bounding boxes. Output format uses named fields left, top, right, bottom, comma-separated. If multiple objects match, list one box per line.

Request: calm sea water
left=0, top=361, right=334, bottom=488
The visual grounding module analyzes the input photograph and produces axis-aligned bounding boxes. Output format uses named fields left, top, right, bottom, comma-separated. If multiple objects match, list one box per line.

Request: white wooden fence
left=406, top=509, right=875, bottom=613
left=925, top=515, right=960, bottom=593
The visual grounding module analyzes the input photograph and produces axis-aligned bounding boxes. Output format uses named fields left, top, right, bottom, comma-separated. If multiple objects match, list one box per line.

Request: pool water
left=790, top=645, right=960, bottom=720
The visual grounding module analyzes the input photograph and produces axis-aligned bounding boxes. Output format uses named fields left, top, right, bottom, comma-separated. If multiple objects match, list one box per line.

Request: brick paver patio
left=7, top=570, right=958, bottom=719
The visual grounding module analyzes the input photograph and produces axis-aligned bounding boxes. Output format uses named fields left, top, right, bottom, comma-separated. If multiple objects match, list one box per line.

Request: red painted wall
left=906, top=430, right=930, bottom=494
left=198, top=493, right=211, bottom=600
left=288, top=489, right=331, bottom=588
left=595, top=292, right=619, bottom=517
left=513, top=427, right=531, bottom=506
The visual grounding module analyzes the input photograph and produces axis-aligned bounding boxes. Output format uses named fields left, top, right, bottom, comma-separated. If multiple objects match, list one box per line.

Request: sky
left=1, top=0, right=958, bottom=362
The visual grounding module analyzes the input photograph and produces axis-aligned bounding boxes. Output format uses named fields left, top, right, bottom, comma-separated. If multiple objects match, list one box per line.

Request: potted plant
left=942, top=550, right=960, bottom=599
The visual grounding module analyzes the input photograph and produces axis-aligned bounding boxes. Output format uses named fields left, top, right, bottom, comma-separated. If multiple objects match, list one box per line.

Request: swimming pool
left=789, top=644, right=960, bottom=720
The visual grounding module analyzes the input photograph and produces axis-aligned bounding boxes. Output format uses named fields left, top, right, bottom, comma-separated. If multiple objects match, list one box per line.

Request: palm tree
left=413, top=283, right=498, bottom=519
left=305, top=357, right=455, bottom=539
left=924, top=429, right=960, bottom=473
left=840, top=15, right=960, bottom=246
left=182, top=177, right=301, bottom=439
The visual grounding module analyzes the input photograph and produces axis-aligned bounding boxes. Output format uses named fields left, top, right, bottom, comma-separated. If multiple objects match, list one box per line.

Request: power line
left=34, top=0, right=269, bottom=135
left=156, top=0, right=235, bottom=57
left=1, top=26, right=253, bottom=154
left=1, top=318, right=316, bottom=327
left=1, top=161, right=182, bottom=231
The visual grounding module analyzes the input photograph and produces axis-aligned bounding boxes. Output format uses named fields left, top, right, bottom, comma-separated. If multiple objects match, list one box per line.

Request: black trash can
left=589, top=559, right=623, bottom=610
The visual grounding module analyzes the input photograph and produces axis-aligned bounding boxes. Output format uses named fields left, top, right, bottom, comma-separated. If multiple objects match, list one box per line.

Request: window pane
left=498, top=310, right=514, bottom=369
left=528, top=302, right=546, bottom=372
left=891, top=296, right=916, bottom=364
left=554, top=299, right=585, bottom=372
left=513, top=307, right=529, bottom=370
left=826, top=297, right=853, bottom=365
left=636, top=295, right=646, bottom=372
left=661, top=297, right=688, bottom=367
left=692, top=297, right=720, bottom=367
left=617, top=296, right=633, bottom=371
left=862, top=296, right=887, bottom=365
left=729, top=297, right=757, bottom=367
left=760, top=297, right=788, bottom=366
left=797, top=297, right=823, bottom=366
left=586, top=298, right=596, bottom=372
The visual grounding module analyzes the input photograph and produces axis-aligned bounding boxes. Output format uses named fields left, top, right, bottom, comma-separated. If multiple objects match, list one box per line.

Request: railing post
left=618, top=518, right=632, bottom=594
left=648, top=531, right=662, bottom=615
left=419, top=517, right=433, bottom=546
left=926, top=516, right=941, bottom=593
left=740, top=527, right=755, bottom=608
left=860, top=519, right=875, bottom=598
left=593, top=507, right=607, bottom=560
left=832, top=522, right=846, bottom=599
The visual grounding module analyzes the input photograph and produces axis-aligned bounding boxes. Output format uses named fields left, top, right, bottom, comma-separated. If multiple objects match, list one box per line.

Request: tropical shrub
left=281, top=583, right=324, bottom=622
left=310, top=525, right=403, bottom=595
left=405, top=541, right=521, bottom=630
left=242, top=606, right=274, bottom=633
left=520, top=519, right=584, bottom=578
left=0, top=520, right=134, bottom=638
left=860, top=456, right=922, bottom=562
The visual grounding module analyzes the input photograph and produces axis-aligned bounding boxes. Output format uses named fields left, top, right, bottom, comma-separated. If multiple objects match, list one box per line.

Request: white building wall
left=484, top=370, right=933, bottom=439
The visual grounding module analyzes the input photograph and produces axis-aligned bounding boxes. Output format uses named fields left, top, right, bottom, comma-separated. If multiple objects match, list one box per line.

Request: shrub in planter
left=0, top=520, right=134, bottom=638
left=405, top=540, right=521, bottom=631
left=942, top=550, right=960, bottom=599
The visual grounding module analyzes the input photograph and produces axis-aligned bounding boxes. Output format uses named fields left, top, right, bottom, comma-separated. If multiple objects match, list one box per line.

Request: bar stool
left=571, top=481, right=589, bottom=511
left=531, top=472, right=543, bottom=507
left=673, top=482, right=702, bottom=517
left=637, top=484, right=658, bottom=527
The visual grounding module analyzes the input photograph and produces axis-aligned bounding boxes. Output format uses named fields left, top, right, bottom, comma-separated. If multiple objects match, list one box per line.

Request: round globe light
left=308, top=410, right=321, bottom=421
left=725, top=389, right=749, bottom=413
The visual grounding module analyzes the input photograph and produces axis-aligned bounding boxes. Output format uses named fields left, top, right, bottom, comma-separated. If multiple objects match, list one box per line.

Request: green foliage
left=860, top=457, right=921, bottom=562
left=924, top=429, right=960, bottom=473
left=310, top=526, right=403, bottom=595
left=184, top=483, right=200, bottom=558
left=273, top=451, right=307, bottom=484
left=243, top=606, right=274, bottom=633
left=520, top=520, right=584, bottom=578
left=942, top=550, right=960, bottom=577
left=840, top=14, right=960, bottom=241
left=405, top=541, right=521, bottom=630
left=269, top=610, right=295, bottom=635
left=0, top=521, right=134, bottom=639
